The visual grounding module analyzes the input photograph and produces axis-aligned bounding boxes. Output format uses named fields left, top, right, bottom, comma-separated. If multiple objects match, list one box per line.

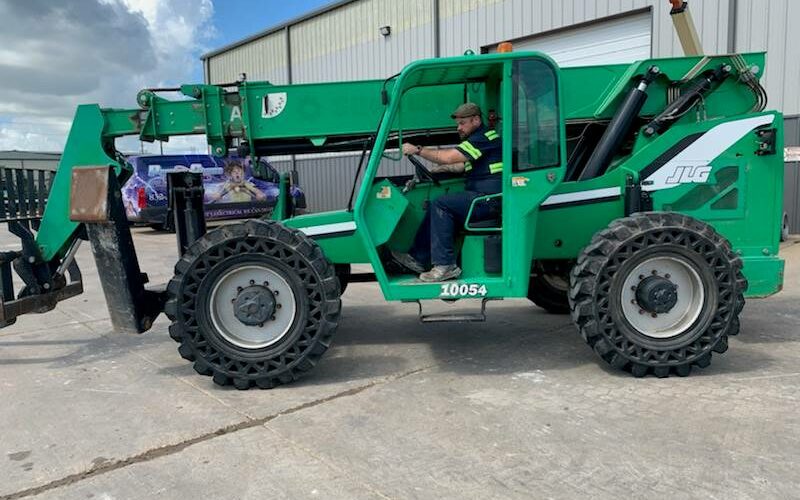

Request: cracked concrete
left=1, top=228, right=799, bottom=499
left=3, top=367, right=428, bottom=500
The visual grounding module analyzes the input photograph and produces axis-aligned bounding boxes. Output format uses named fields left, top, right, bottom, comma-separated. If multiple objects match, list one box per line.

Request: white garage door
left=491, top=13, right=652, bottom=67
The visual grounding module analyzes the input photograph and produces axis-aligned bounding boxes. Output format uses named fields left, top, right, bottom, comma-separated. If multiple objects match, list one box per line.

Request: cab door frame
left=501, top=55, right=567, bottom=296
left=354, top=52, right=565, bottom=301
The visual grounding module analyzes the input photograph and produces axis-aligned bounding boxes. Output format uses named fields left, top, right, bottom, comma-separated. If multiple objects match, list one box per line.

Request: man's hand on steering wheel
left=401, top=142, right=421, bottom=156
left=402, top=142, right=439, bottom=186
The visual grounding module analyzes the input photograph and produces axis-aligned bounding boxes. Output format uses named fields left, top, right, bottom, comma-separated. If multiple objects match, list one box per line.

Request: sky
left=0, top=0, right=333, bottom=154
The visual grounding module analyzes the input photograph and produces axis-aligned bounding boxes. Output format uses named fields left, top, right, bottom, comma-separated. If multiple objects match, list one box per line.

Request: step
left=415, top=298, right=492, bottom=323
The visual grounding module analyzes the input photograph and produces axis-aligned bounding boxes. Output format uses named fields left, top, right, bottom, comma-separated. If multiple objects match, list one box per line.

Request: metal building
left=0, top=151, right=61, bottom=171
left=202, top=0, right=800, bottom=220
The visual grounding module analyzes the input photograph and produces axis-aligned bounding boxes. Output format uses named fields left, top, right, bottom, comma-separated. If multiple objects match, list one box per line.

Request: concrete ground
left=1, top=227, right=798, bottom=499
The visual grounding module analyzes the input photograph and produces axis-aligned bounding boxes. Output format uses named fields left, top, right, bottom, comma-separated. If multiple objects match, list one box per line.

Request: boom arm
left=37, top=80, right=463, bottom=261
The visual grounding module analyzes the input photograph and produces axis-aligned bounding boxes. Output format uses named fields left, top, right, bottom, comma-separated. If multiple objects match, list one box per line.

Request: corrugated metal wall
left=208, top=30, right=288, bottom=84
left=785, top=117, right=800, bottom=148
left=207, top=0, right=738, bottom=85
left=437, top=0, right=731, bottom=57
left=205, top=0, right=796, bottom=116
left=290, top=0, right=434, bottom=83
left=735, top=0, right=800, bottom=117
left=784, top=161, right=800, bottom=233
left=207, top=0, right=433, bottom=85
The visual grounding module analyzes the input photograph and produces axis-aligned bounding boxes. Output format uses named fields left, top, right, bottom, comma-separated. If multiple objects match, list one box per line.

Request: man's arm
left=429, top=163, right=466, bottom=173
left=402, top=142, right=468, bottom=166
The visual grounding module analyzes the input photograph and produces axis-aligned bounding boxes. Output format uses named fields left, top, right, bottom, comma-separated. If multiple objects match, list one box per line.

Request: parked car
left=121, top=154, right=306, bottom=228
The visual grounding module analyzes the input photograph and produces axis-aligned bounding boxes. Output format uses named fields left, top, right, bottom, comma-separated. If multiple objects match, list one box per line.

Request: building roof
left=0, top=150, right=62, bottom=160
left=201, top=0, right=357, bottom=60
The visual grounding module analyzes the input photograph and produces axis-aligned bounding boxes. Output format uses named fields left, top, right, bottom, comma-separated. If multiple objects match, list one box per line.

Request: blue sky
left=211, top=0, right=334, bottom=50
left=197, top=0, right=334, bottom=80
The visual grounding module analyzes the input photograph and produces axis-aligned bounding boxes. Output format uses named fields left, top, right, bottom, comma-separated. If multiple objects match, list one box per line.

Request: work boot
left=390, top=250, right=426, bottom=274
left=419, top=264, right=461, bottom=282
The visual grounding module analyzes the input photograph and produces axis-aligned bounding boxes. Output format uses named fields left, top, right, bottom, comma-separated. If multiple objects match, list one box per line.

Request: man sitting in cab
left=393, top=102, right=502, bottom=282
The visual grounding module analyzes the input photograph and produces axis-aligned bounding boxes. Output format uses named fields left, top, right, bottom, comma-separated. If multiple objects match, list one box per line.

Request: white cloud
left=0, top=123, right=69, bottom=153
left=0, top=0, right=214, bottom=154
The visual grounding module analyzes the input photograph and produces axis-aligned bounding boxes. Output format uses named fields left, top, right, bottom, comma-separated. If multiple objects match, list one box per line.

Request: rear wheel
left=569, top=212, right=746, bottom=378
left=165, top=220, right=341, bottom=389
left=334, top=264, right=351, bottom=295
left=527, top=260, right=571, bottom=314
left=781, top=212, right=790, bottom=242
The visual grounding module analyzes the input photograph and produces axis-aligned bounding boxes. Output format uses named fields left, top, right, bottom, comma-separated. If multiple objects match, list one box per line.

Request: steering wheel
left=407, top=155, right=440, bottom=186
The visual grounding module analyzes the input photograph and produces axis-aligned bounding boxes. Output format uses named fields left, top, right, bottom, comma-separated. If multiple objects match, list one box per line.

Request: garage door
left=490, top=13, right=652, bottom=67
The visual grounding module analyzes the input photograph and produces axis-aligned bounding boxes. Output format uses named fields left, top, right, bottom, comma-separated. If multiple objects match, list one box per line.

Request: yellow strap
left=489, top=161, right=503, bottom=174
left=459, top=141, right=482, bottom=160
left=484, top=130, right=499, bottom=140
left=464, top=161, right=472, bottom=172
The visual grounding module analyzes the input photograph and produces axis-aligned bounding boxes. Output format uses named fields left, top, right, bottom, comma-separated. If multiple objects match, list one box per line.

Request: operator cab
left=359, top=53, right=565, bottom=300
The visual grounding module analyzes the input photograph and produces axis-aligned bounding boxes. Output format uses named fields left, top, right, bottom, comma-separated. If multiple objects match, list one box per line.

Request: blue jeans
left=409, top=191, right=498, bottom=267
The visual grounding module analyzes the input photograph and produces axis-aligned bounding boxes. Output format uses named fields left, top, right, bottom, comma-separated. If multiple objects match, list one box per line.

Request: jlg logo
left=664, top=165, right=712, bottom=185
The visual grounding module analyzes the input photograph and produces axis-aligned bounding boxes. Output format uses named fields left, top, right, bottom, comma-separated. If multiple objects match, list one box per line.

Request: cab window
left=512, top=59, right=560, bottom=171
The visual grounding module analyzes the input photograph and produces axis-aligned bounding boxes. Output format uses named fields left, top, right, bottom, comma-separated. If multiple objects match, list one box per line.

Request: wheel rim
left=208, top=264, right=297, bottom=349
left=620, top=256, right=704, bottom=339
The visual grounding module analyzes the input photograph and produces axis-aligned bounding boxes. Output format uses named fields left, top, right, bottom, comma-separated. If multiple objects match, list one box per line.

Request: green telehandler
left=0, top=8, right=784, bottom=389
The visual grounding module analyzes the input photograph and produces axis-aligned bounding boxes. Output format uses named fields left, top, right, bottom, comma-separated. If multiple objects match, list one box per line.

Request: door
left=489, top=12, right=652, bottom=67
left=502, top=57, right=566, bottom=296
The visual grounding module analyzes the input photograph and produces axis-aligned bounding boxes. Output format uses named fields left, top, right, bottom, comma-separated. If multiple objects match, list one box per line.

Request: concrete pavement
left=1, top=227, right=799, bottom=499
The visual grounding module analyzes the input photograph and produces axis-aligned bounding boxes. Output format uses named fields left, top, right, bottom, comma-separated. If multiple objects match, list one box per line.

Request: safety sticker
left=511, top=176, right=528, bottom=187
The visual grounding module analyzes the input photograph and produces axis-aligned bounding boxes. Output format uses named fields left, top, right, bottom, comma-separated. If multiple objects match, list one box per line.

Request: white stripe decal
left=643, top=115, right=775, bottom=191
left=541, top=187, right=622, bottom=206
left=299, top=221, right=357, bottom=236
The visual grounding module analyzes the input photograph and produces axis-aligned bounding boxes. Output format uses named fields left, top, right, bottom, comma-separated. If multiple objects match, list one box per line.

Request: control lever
left=402, top=178, right=418, bottom=194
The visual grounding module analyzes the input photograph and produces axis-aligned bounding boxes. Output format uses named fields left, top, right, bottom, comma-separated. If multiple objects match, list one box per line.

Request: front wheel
left=569, top=213, right=747, bottom=378
left=165, top=220, right=341, bottom=389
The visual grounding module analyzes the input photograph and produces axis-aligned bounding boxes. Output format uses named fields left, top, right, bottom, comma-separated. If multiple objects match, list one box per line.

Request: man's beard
left=458, top=131, right=468, bottom=140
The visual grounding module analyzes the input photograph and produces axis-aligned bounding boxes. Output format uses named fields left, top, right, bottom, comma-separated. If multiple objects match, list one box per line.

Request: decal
left=376, top=186, right=392, bottom=199
left=230, top=105, right=242, bottom=122
left=512, top=176, right=529, bottom=187
left=642, top=115, right=775, bottom=191
left=440, top=283, right=488, bottom=297
left=664, top=165, right=713, bottom=185
left=298, top=221, right=356, bottom=237
left=262, top=92, right=287, bottom=118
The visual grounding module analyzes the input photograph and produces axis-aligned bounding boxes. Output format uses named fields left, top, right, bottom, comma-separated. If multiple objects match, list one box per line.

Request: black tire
left=780, top=212, right=789, bottom=242
left=528, top=260, right=571, bottom=314
left=334, top=264, right=351, bottom=295
left=164, top=219, right=341, bottom=389
left=569, top=212, right=747, bottom=378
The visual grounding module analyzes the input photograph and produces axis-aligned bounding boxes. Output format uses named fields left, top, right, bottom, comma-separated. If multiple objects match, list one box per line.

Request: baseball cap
left=450, top=102, right=482, bottom=119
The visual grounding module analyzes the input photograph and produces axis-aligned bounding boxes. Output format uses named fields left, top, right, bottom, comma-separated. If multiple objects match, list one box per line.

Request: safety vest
left=456, top=125, right=502, bottom=194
